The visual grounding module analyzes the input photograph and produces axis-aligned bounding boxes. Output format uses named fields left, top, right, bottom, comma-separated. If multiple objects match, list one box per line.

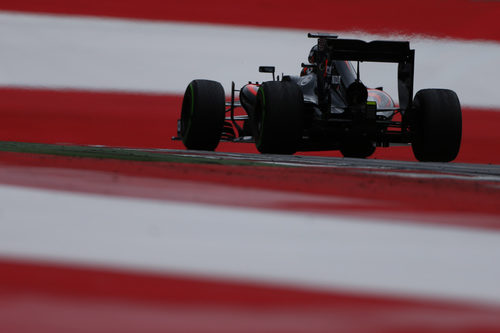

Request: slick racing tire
left=180, top=80, right=225, bottom=151
left=411, top=89, right=462, bottom=162
left=254, top=81, right=304, bottom=154
left=340, top=138, right=376, bottom=158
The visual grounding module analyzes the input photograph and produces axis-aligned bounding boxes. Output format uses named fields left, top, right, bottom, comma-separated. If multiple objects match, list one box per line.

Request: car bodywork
left=175, top=33, right=461, bottom=161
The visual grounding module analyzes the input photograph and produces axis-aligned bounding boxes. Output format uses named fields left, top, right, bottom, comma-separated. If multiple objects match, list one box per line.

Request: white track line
left=0, top=11, right=499, bottom=108
left=1, top=184, right=500, bottom=305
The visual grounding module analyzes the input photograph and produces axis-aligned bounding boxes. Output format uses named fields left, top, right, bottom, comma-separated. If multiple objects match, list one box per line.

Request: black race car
left=175, top=33, right=462, bottom=162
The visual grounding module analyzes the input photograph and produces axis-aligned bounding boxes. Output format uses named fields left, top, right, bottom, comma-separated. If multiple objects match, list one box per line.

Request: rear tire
left=180, top=80, right=225, bottom=151
left=254, top=81, right=304, bottom=154
left=411, top=89, right=461, bottom=162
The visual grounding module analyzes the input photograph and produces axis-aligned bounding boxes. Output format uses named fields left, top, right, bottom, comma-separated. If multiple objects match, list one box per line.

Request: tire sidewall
left=411, top=89, right=462, bottom=162
left=181, top=80, right=226, bottom=151
left=254, top=81, right=304, bottom=154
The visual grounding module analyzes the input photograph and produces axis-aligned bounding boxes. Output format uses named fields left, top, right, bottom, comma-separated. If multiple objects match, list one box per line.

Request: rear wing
left=308, top=33, right=415, bottom=110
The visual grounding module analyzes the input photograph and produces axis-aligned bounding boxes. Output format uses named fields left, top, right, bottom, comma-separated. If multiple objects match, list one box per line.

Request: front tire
left=254, top=81, right=304, bottom=154
left=180, top=79, right=225, bottom=151
left=411, top=89, right=462, bottom=162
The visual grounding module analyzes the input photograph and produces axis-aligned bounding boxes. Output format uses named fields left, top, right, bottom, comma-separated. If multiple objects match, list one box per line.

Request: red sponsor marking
left=1, top=257, right=500, bottom=333
left=248, top=84, right=259, bottom=96
left=1, top=87, right=499, bottom=164
left=1, top=0, right=499, bottom=41
left=0, top=150, right=499, bottom=230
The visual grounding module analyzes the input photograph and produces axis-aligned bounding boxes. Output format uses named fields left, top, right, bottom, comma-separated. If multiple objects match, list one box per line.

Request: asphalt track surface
left=3, top=140, right=500, bottom=180
left=157, top=148, right=500, bottom=179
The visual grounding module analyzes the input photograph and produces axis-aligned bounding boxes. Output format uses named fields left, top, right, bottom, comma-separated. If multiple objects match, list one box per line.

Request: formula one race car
left=175, top=33, right=462, bottom=162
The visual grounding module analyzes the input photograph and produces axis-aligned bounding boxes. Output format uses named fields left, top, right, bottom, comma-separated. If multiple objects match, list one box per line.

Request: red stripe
left=1, top=257, right=500, bottom=333
left=0, top=88, right=182, bottom=149
left=1, top=87, right=499, bottom=164
left=1, top=1, right=499, bottom=42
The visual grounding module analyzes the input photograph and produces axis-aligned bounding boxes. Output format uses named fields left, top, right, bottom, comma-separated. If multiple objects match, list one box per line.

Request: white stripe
left=1, top=184, right=500, bottom=305
left=0, top=11, right=499, bottom=108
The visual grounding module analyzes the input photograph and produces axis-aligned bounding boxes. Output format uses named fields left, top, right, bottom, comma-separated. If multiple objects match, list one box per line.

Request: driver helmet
left=308, top=45, right=318, bottom=64
left=301, top=45, right=319, bottom=76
